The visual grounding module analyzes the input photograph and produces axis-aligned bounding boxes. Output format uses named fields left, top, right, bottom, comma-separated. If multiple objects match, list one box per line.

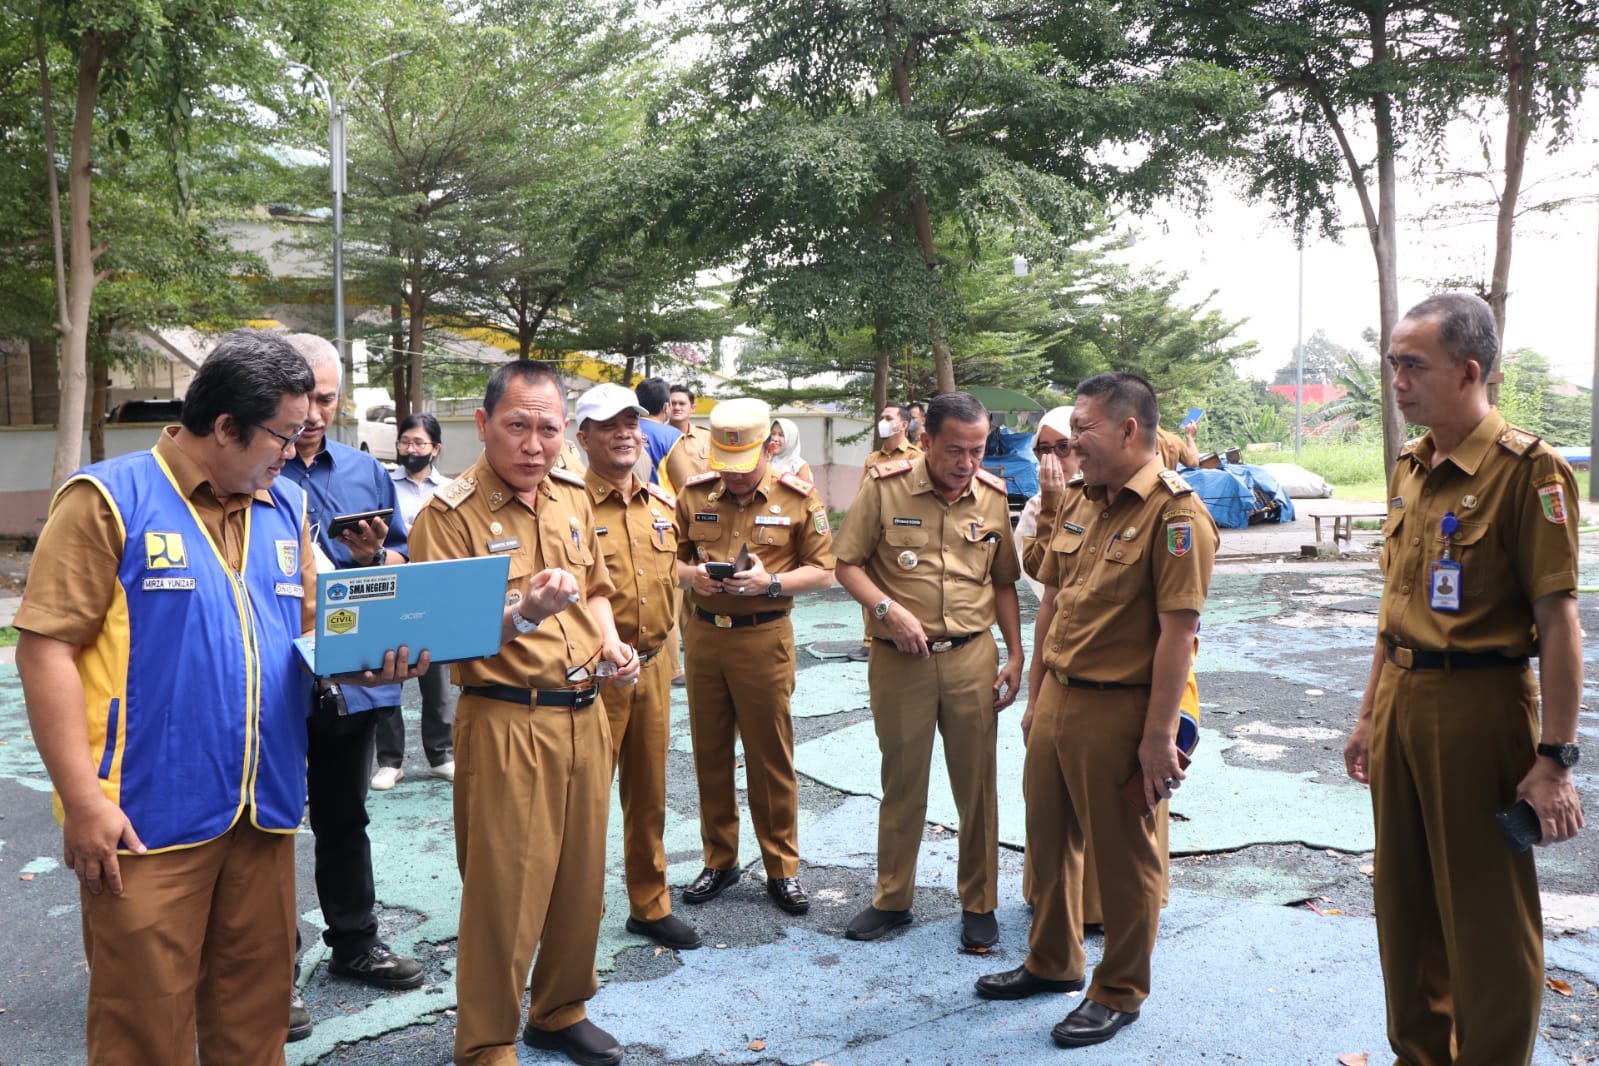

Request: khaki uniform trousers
left=1023, top=675, right=1163, bottom=1014
left=1023, top=790, right=1171, bottom=924
left=1370, top=663, right=1543, bottom=1066
left=867, top=632, right=1000, bottom=913
left=684, top=611, right=799, bottom=877
left=601, top=650, right=674, bottom=921
left=452, top=692, right=610, bottom=1066
left=80, top=819, right=296, bottom=1066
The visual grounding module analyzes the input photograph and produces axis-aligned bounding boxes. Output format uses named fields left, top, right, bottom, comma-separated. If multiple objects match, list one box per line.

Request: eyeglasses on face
left=258, top=423, right=308, bottom=450
left=1034, top=441, right=1074, bottom=458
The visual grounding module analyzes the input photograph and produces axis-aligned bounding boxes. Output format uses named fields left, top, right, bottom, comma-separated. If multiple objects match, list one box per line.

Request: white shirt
left=390, top=466, right=450, bottom=532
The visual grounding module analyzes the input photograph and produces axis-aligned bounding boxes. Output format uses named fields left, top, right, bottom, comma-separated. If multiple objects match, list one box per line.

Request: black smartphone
left=327, top=508, right=394, bottom=540
left=1495, top=799, right=1543, bottom=852
left=704, top=561, right=737, bottom=580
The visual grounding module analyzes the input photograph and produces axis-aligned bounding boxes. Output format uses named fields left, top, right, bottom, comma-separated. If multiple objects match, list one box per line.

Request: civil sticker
left=1538, top=483, right=1567, bottom=524
left=324, top=607, right=358, bottom=636
left=1166, top=521, right=1192, bottom=557
left=144, top=531, right=187, bottom=570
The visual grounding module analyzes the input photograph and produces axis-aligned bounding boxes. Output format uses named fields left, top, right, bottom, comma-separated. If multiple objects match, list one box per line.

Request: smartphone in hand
left=1495, top=800, right=1542, bottom=852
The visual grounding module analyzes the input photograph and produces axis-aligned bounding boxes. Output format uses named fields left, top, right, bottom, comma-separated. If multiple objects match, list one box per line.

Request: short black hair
left=1075, top=371, right=1159, bottom=448
left=398, top=412, right=442, bottom=444
left=635, top=376, right=670, bottom=415
left=923, top=392, right=988, bottom=439
left=882, top=403, right=911, bottom=423
left=1404, top=293, right=1499, bottom=376
left=181, top=329, right=315, bottom=444
left=484, top=360, right=561, bottom=415
left=670, top=383, right=696, bottom=402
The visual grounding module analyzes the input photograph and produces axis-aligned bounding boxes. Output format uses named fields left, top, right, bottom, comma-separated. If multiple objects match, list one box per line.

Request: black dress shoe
left=844, top=905, right=913, bottom=941
left=522, top=1017, right=624, bottom=1066
left=1051, top=998, right=1139, bottom=1047
left=974, top=964, right=1085, bottom=1001
left=327, top=943, right=424, bottom=990
left=765, top=876, right=810, bottom=914
left=960, top=909, right=999, bottom=949
left=682, top=866, right=740, bottom=905
left=625, top=913, right=703, bottom=950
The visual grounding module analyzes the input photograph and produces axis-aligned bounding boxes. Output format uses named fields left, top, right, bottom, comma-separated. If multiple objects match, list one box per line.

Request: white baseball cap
left=574, top=383, right=647, bottom=426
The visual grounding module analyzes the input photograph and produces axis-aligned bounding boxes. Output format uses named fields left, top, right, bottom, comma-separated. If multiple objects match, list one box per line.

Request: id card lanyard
left=1428, top=511, right=1461, bottom=612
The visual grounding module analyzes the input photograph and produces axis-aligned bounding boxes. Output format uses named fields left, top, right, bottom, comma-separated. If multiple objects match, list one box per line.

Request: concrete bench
left=1312, top=511, right=1387, bottom=544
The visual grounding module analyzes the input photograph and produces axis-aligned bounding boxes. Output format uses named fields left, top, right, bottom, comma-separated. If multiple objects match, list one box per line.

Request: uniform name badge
left=1429, top=511, right=1461, bottom=612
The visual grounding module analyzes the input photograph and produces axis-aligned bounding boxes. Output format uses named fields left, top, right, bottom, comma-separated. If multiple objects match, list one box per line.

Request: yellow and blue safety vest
left=58, top=450, right=312, bottom=852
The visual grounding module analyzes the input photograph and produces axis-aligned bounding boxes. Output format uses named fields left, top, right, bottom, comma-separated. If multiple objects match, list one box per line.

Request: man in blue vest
left=15, top=329, right=427, bottom=1064
left=279, top=334, right=423, bottom=1038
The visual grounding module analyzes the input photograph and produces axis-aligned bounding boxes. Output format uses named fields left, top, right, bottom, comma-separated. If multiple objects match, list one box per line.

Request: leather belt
left=1385, top=647, right=1529, bottom=671
left=875, top=632, right=984, bottom=654
left=637, top=645, right=662, bottom=664
left=694, top=607, right=789, bottom=630
left=462, top=684, right=598, bottom=709
left=1053, top=671, right=1150, bottom=690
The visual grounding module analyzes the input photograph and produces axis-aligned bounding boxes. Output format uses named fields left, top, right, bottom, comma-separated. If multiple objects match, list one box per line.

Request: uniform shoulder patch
left=549, top=467, right=586, bottom=487
left=1399, top=435, right=1423, bottom=458
left=974, top=468, right=1007, bottom=492
left=644, top=481, right=676, bottom=508
left=1497, top=425, right=1541, bottom=457
left=870, top=459, right=914, bottom=479
left=684, top=469, right=720, bottom=487
left=1157, top=469, right=1193, bottom=496
left=435, top=475, right=478, bottom=510
left=778, top=471, right=815, bottom=495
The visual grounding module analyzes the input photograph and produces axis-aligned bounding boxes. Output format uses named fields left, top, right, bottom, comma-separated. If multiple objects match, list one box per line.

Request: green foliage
left=1498, top=347, right=1591, bottom=446
left=1271, top=329, right=1352, bottom=386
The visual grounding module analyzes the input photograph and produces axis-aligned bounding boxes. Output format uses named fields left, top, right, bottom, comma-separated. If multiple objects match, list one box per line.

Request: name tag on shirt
left=694, top=512, right=720, bottom=523
left=487, top=536, right=521, bottom=554
left=1062, top=521, right=1086, bottom=535
left=1428, top=560, right=1461, bottom=612
left=892, top=517, right=922, bottom=527
left=275, top=582, right=305, bottom=597
left=144, top=576, right=197, bottom=591
left=754, top=515, right=791, bottom=527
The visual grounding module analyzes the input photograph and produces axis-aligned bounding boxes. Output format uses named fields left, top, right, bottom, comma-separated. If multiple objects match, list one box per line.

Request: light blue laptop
left=293, top=555, right=511, bottom=677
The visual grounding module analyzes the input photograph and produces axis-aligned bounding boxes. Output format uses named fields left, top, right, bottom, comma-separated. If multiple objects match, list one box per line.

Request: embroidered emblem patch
left=1166, top=521, right=1192, bottom=557
left=145, top=531, right=187, bottom=570
left=275, top=539, right=298, bottom=577
left=1538, top=483, right=1568, bottom=524
left=814, top=511, right=830, bottom=536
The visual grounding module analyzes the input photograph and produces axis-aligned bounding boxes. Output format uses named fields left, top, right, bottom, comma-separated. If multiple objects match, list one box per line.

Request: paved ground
left=1, top=507, right=1597, bottom=1065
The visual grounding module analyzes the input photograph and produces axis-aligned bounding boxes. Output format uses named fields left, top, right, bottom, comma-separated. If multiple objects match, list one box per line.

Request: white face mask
left=877, top=419, right=897, bottom=438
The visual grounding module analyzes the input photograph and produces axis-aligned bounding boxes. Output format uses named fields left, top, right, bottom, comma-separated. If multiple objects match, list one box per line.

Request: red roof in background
left=1269, top=384, right=1347, bottom=404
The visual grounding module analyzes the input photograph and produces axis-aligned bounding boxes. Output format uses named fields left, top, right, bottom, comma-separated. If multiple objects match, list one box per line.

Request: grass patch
left=0, top=626, right=17, bottom=647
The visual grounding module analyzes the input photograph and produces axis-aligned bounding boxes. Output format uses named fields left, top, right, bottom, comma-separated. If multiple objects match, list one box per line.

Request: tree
left=632, top=0, right=1261, bottom=407
left=1271, top=329, right=1352, bottom=386
left=1152, top=0, right=1479, bottom=471
left=16, top=0, right=305, bottom=487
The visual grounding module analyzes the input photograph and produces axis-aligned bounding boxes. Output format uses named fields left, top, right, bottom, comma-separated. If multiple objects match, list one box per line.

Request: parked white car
left=358, top=403, right=397, bottom=461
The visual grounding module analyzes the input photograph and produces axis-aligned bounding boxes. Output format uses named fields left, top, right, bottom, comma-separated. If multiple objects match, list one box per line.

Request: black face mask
left=399, top=452, right=433, bottom=474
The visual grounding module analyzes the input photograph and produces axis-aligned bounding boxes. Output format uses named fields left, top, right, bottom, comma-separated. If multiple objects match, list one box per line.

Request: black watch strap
left=1537, top=742, right=1580, bottom=768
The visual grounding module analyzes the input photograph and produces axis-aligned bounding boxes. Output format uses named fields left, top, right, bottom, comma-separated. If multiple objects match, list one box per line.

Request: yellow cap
left=708, top=398, right=772, bottom=473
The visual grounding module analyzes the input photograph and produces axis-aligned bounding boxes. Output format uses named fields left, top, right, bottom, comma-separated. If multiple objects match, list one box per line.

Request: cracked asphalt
left=2, top=547, right=1597, bottom=1065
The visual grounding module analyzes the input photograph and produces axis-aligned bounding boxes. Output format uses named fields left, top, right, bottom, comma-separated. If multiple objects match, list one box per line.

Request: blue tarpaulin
left=984, top=426, right=1039, bottom=499
left=1179, top=462, right=1296, bottom=529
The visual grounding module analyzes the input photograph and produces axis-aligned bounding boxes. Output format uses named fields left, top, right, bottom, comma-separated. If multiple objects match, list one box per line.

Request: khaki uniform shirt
left=584, top=469, right=679, bottom=653
left=675, top=467, right=836, bottom=617
left=834, top=457, right=1019, bottom=639
left=408, top=454, right=615, bottom=690
left=17, top=428, right=316, bottom=644
left=864, top=440, right=923, bottom=470
left=673, top=425, right=713, bottom=474
left=1156, top=427, right=1198, bottom=471
left=1037, top=457, right=1217, bottom=684
left=1378, top=410, right=1579, bottom=657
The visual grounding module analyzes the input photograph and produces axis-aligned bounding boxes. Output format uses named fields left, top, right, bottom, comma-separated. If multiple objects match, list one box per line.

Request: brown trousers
left=452, top=692, right=610, bottom=1066
left=601, top=651, right=674, bottom=921
left=1371, top=663, right=1543, bottom=1066
left=684, top=612, right=799, bottom=877
left=1023, top=676, right=1163, bottom=1014
left=80, top=819, right=296, bottom=1066
left=867, top=632, right=1000, bottom=913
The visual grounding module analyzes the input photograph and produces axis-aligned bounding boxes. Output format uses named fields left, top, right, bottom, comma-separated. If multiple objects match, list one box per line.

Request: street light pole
left=1295, top=242, right=1305, bottom=457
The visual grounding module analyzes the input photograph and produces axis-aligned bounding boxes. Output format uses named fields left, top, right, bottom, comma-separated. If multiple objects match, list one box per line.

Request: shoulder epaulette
left=435, top=475, right=478, bottom=509
left=644, top=481, right=676, bottom=508
left=684, top=469, right=720, bottom=488
left=549, top=467, right=586, bottom=487
left=778, top=471, right=815, bottom=495
left=1398, top=436, right=1423, bottom=459
left=1158, top=469, right=1193, bottom=496
left=974, top=468, right=1007, bottom=492
left=1497, top=425, right=1540, bottom=457
left=870, top=459, right=915, bottom=479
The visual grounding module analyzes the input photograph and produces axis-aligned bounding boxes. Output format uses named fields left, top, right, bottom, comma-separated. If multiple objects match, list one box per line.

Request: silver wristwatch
left=511, top=604, right=540, bottom=634
left=873, top=597, right=895, bottom=620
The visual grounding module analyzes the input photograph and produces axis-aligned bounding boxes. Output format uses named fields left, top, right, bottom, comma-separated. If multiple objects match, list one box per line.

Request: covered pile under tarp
left=983, top=425, right=1039, bottom=499
left=1179, top=462, right=1297, bottom=529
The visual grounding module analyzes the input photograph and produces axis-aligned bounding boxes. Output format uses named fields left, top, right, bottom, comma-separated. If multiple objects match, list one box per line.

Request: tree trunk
left=51, top=30, right=108, bottom=488
left=29, top=338, right=59, bottom=424
left=89, top=345, right=109, bottom=464
left=1486, top=22, right=1535, bottom=407
left=871, top=330, right=890, bottom=447
left=1372, top=86, right=1405, bottom=472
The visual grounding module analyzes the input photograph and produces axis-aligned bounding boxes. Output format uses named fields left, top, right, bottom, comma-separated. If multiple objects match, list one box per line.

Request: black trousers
left=373, top=666, right=454, bottom=769
left=306, top=702, right=387, bottom=961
